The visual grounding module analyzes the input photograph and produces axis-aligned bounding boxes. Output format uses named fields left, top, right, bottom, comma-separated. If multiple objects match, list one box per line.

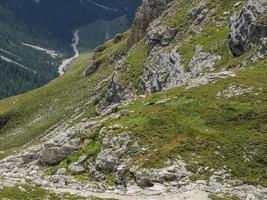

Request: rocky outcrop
left=189, top=45, right=221, bottom=78
left=95, top=133, right=133, bottom=172
left=116, top=160, right=191, bottom=188
left=128, top=0, right=171, bottom=47
left=92, top=72, right=135, bottom=116
left=228, top=0, right=267, bottom=56
left=188, top=1, right=209, bottom=25
left=38, top=124, right=87, bottom=165
left=68, top=162, right=85, bottom=175
left=146, top=23, right=178, bottom=50
left=141, top=45, right=221, bottom=93
left=92, top=73, right=124, bottom=115
left=141, top=48, right=185, bottom=93
left=85, top=60, right=102, bottom=76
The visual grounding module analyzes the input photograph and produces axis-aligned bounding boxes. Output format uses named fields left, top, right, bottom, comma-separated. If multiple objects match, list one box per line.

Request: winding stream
left=58, top=30, right=80, bottom=75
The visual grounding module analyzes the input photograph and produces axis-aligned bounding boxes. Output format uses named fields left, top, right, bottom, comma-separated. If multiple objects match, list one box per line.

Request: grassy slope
left=0, top=184, right=86, bottom=200
left=105, top=60, right=267, bottom=186
left=0, top=184, right=117, bottom=200
left=0, top=37, right=128, bottom=157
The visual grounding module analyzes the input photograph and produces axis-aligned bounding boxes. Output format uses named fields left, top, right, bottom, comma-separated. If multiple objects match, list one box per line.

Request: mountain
left=0, top=0, right=266, bottom=199
left=0, top=0, right=141, bottom=99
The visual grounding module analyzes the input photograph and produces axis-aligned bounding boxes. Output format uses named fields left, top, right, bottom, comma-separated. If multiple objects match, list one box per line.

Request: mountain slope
left=0, top=0, right=266, bottom=199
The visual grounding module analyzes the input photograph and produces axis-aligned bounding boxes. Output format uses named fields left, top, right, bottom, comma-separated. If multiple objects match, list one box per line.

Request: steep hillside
left=0, top=0, right=266, bottom=199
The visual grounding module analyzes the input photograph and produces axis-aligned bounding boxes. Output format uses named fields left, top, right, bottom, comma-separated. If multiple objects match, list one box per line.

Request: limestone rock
left=92, top=73, right=134, bottom=115
left=188, top=2, right=209, bottom=24
left=39, top=145, right=75, bottom=166
left=228, top=0, right=267, bottom=56
left=141, top=48, right=185, bottom=93
left=257, top=37, right=267, bottom=58
left=128, top=0, right=171, bottom=47
left=56, top=168, right=67, bottom=175
left=146, top=23, right=178, bottom=50
left=21, top=146, right=42, bottom=164
left=95, top=134, right=132, bottom=172
left=68, top=163, right=85, bottom=175
left=39, top=128, right=81, bottom=166
left=141, top=45, right=221, bottom=93
left=189, top=45, right=221, bottom=78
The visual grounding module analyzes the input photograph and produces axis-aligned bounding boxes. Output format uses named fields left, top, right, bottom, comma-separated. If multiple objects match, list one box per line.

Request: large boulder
left=68, top=162, right=85, bottom=175
left=39, top=128, right=81, bottom=166
left=228, top=0, right=267, bottom=56
left=39, top=144, right=76, bottom=166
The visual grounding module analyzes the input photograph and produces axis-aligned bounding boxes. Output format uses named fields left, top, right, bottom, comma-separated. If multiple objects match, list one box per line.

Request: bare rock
left=68, top=163, right=85, bottom=175
left=39, top=129, right=81, bottom=166
left=188, top=2, right=209, bottom=24
left=56, top=168, right=67, bottom=175
left=128, top=0, right=172, bottom=47
left=189, top=45, right=221, bottom=78
left=85, top=60, right=102, bottom=76
left=141, top=48, right=185, bottom=93
left=92, top=73, right=134, bottom=115
left=95, top=134, right=133, bottom=172
left=228, top=0, right=267, bottom=56
left=141, top=45, right=221, bottom=93
left=146, top=23, right=178, bottom=50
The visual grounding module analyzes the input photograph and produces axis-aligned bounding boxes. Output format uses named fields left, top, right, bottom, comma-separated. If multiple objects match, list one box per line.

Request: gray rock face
left=257, top=37, right=267, bottom=58
left=141, top=45, right=221, bottom=93
left=141, top=48, right=185, bottom=93
left=92, top=72, right=135, bottom=116
left=188, top=2, right=209, bottom=24
left=39, top=128, right=81, bottom=166
left=39, top=145, right=75, bottom=166
left=146, top=23, right=178, bottom=50
left=95, top=134, right=132, bottom=172
left=68, top=163, right=85, bottom=175
left=228, top=0, right=267, bottom=56
left=128, top=0, right=171, bottom=47
left=21, top=146, right=42, bottom=164
left=92, top=73, right=124, bottom=115
left=116, top=160, right=191, bottom=188
left=189, top=45, right=221, bottom=78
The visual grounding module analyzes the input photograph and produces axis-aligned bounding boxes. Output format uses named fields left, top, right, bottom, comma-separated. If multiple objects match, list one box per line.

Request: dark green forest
left=0, top=0, right=141, bottom=99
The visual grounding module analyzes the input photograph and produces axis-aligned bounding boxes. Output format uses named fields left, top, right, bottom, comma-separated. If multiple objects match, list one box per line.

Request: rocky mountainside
left=0, top=0, right=266, bottom=199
